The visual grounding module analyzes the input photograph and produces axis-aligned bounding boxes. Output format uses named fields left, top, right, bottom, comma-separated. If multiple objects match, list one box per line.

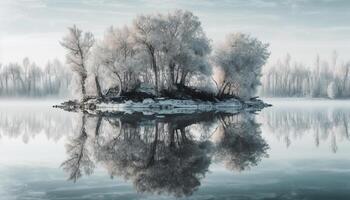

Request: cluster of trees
left=60, top=10, right=269, bottom=101
left=61, top=112, right=268, bottom=197
left=261, top=52, right=350, bottom=98
left=0, top=58, right=72, bottom=97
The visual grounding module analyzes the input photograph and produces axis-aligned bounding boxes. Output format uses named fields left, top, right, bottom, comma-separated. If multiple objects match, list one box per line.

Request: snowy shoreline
left=54, top=97, right=271, bottom=114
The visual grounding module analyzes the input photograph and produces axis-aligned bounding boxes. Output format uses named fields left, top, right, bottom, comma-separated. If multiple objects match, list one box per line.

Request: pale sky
left=1, top=0, right=350, bottom=66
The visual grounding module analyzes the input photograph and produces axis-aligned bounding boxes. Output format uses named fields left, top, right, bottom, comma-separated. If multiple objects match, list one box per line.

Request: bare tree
left=61, top=25, right=94, bottom=101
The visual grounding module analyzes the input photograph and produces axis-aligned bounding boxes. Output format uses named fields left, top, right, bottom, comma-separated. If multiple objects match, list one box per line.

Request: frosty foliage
left=88, top=10, right=213, bottom=97
left=60, top=25, right=95, bottom=100
left=213, top=33, right=270, bottom=100
left=94, top=26, right=142, bottom=95
left=58, top=10, right=269, bottom=100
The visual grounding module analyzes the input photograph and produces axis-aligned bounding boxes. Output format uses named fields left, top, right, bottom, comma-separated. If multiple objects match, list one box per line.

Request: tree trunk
left=168, top=125, right=175, bottom=150
left=180, top=71, right=187, bottom=86
left=95, top=116, right=102, bottom=137
left=168, top=62, right=176, bottom=90
left=114, top=72, right=123, bottom=97
left=81, top=74, right=87, bottom=101
left=175, top=65, right=180, bottom=84
left=149, top=46, right=159, bottom=96
left=180, top=127, right=187, bottom=144
left=146, top=123, right=158, bottom=168
left=94, top=75, right=103, bottom=99
left=218, top=81, right=226, bottom=97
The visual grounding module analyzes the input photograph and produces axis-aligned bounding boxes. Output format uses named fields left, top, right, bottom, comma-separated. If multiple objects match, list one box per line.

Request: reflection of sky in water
left=1, top=100, right=350, bottom=200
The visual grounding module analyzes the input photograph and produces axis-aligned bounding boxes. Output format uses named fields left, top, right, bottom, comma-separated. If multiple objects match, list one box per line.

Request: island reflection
left=1, top=105, right=350, bottom=198
left=61, top=111, right=269, bottom=197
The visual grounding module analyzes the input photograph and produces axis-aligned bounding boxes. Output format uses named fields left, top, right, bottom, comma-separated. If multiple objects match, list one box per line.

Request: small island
left=55, top=10, right=271, bottom=114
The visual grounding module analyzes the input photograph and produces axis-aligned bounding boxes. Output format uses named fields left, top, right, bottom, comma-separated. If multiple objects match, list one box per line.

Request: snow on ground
left=96, top=98, right=243, bottom=114
left=262, top=97, right=350, bottom=108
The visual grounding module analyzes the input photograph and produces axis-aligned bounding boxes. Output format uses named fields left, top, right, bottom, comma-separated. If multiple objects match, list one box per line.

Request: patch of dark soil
left=160, top=84, right=218, bottom=101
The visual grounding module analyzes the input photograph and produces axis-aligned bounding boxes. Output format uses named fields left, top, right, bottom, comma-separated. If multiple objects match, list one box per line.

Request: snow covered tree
left=61, top=25, right=95, bottom=101
left=55, top=10, right=273, bottom=100
left=155, top=10, right=212, bottom=90
left=213, top=33, right=269, bottom=99
left=132, top=10, right=211, bottom=94
left=94, top=26, right=142, bottom=96
left=132, top=15, right=161, bottom=94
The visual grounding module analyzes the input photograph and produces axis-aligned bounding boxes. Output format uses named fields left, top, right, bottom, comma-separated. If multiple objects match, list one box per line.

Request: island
left=54, top=10, right=271, bottom=113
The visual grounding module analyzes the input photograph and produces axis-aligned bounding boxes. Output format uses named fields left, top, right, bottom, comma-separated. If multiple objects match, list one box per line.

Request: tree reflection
left=61, top=111, right=268, bottom=197
left=261, top=107, right=350, bottom=153
left=213, top=113, right=269, bottom=171
left=94, top=116, right=212, bottom=197
left=0, top=109, right=73, bottom=142
left=61, top=114, right=95, bottom=182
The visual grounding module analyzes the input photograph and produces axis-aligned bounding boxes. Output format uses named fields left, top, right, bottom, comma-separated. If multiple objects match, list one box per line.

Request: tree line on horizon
left=0, top=58, right=71, bottom=97
left=260, top=52, right=350, bottom=99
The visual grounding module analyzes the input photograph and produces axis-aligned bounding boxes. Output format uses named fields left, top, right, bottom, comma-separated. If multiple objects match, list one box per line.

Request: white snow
left=95, top=98, right=243, bottom=114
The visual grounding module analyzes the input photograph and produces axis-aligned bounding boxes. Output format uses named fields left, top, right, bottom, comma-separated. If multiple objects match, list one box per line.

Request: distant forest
left=0, top=58, right=72, bottom=97
left=260, top=52, right=350, bottom=99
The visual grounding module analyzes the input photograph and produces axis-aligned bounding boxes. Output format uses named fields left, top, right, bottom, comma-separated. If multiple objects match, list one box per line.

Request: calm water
left=1, top=99, right=350, bottom=200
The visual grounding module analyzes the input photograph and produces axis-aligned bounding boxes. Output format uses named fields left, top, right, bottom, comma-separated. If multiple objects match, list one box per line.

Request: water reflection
left=2, top=102, right=350, bottom=199
left=214, top=115, right=268, bottom=171
left=0, top=108, right=73, bottom=143
left=61, top=112, right=268, bottom=197
left=260, top=106, right=350, bottom=153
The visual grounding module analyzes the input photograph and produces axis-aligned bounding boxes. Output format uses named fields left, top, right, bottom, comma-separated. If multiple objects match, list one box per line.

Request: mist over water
left=1, top=100, right=350, bottom=200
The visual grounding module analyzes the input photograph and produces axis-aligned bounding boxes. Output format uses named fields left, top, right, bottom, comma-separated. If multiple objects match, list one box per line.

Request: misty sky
left=1, top=0, right=350, bottom=66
